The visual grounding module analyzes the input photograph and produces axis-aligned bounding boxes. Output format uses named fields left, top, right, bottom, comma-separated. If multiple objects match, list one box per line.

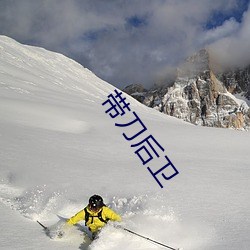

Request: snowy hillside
left=0, top=36, right=250, bottom=250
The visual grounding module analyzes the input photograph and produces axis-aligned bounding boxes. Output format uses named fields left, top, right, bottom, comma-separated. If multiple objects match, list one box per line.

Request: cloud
left=208, top=3, right=250, bottom=68
left=0, top=0, right=249, bottom=88
left=200, top=18, right=240, bottom=45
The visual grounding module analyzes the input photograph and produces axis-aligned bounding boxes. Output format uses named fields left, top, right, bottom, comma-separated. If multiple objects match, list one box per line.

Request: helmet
left=89, top=195, right=104, bottom=211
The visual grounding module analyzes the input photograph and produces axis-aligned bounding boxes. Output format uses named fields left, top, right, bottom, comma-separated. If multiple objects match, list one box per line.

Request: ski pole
left=37, top=220, right=48, bottom=231
left=122, top=227, right=180, bottom=250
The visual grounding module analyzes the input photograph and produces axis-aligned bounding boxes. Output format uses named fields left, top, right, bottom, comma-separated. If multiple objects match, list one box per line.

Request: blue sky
left=0, top=0, right=249, bottom=88
left=205, top=0, right=249, bottom=28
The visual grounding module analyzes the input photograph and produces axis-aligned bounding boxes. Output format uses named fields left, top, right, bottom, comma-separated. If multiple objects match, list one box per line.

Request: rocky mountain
left=217, top=66, right=250, bottom=100
left=123, top=49, right=250, bottom=130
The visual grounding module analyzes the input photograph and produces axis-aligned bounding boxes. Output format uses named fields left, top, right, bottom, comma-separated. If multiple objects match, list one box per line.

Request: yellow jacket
left=67, top=206, right=121, bottom=233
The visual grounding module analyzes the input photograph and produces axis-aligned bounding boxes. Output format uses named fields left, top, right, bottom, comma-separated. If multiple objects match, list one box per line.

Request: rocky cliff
left=123, top=49, right=250, bottom=130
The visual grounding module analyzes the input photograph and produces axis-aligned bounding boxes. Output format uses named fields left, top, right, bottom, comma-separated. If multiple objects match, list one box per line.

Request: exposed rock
left=217, top=66, right=250, bottom=100
left=123, top=49, right=250, bottom=130
left=123, top=84, right=147, bottom=103
left=123, top=83, right=146, bottom=95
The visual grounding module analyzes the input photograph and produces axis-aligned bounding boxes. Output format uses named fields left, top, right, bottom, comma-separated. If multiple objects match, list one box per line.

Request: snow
left=0, top=35, right=250, bottom=250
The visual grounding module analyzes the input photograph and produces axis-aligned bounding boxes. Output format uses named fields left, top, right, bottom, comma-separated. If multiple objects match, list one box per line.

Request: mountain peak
left=177, top=49, right=211, bottom=78
left=124, top=48, right=250, bottom=130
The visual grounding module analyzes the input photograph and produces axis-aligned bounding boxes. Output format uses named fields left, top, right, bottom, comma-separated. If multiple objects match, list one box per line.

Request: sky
left=1, top=35, right=250, bottom=250
left=0, top=0, right=249, bottom=89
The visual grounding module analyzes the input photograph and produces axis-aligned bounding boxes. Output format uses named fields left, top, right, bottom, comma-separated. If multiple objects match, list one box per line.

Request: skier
left=66, top=194, right=121, bottom=239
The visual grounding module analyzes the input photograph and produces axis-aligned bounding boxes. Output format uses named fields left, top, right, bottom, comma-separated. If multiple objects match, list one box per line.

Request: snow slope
left=0, top=36, right=249, bottom=250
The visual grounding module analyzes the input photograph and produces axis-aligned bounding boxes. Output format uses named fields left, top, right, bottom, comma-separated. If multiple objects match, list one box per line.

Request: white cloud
left=0, top=0, right=249, bottom=88
left=209, top=5, right=250, bottom=68
left=199, top=17, right=240, bottom=46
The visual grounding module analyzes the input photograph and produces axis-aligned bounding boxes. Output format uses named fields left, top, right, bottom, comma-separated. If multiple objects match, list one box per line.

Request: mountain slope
left=0, top=36, right=250, bottom=250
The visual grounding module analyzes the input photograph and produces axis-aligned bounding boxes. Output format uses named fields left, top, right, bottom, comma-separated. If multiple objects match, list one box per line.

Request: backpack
left=84, top=206, right=109, bottom=226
